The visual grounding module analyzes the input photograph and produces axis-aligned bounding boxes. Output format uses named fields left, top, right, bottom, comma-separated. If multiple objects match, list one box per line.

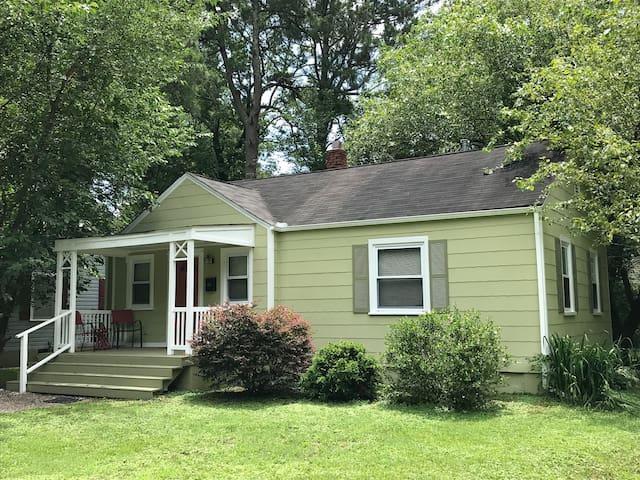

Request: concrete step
left=29, top=372, right=171, bottom=390
left=10, top=381, right=160, bottom=400
left=39, top=362, right=180, bottom=378
left=55, top=352, right=189, bottom=367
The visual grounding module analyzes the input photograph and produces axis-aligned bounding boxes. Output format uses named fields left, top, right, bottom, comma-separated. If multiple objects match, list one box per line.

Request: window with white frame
left=127, top=254, right=154, bottom=310
left=222, top=248, right=252, bottom=304
left=368, top=237, right=430, bottom=315
left=590, top=251, right=601, bottom=314
left=560, top=240, right=575, bottom=313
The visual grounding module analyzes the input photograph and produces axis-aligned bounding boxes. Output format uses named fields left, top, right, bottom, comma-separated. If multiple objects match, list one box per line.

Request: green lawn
left=1, top=393, right=639, bottom=479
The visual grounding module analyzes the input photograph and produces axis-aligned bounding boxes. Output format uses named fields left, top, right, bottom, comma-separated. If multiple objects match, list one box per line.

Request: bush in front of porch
left=192, top=305, right=313, bottom=394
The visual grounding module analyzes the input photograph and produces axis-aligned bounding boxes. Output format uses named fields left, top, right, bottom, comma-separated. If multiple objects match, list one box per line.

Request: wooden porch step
left=39, top=362, right=180, bottom=378
left=55, top=352, right=190, bottom=367
left=13, top=381, right=160, bottom=400
left=29, top=372, right=172, bottom=390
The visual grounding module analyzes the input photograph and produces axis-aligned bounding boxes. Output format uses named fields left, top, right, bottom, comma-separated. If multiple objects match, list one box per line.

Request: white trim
left=367, top=236, right=430, bottom=316
left=534, top=211, right=549, bottom=355
left=559, top=237, right=575, bottom=314
left=276, top=207, right=532, bottom=232
left=55, top=225, right=255, bottom=253
left=266, top=228, right=275, bottom=309
left=123, top=173, right=272, bottom=233
left=589, top=249, right=602, bottom=315
left=221, top=247, right=253, bottom=304
left=126, top=254, right=154, bottom=310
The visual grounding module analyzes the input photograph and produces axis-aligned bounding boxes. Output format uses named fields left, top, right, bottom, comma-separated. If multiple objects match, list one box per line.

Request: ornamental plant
left=191, top=304, right=314, bottom=394
left=383, top=308, right=508, bottom=410
left=300, top=341, right=381, bottom=402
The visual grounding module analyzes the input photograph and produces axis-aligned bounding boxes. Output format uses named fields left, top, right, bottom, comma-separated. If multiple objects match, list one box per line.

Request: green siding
left=129, top=180, right=253, bottom=233
left=543, top=188, right=612, bottom=344
left=275, top=214, right=540, bottom=373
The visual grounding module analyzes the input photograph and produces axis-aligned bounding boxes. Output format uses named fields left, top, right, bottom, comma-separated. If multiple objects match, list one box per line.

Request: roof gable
left=124, top=174, right=272, bottom=234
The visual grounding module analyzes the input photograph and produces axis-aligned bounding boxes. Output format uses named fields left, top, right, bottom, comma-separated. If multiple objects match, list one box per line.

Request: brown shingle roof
left=191, top=144, right=547, bottom=227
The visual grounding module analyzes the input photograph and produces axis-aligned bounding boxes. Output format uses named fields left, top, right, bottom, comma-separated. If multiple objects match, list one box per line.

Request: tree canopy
left=0, top=0, right=202, bottom=348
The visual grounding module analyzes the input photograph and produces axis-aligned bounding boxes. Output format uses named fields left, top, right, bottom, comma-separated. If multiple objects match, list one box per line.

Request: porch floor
left=7, top=348, right=191, bottom=399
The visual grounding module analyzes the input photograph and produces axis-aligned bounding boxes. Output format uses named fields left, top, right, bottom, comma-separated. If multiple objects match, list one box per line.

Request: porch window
left=368, top=236, right=430, bottom=315
left=560, top=241, right=575, bottom=313
left=222, top=247, right=252, bottom=304
left=127, top=254, right=154, bottom=310
left=590, top=251, right=601, bottom=314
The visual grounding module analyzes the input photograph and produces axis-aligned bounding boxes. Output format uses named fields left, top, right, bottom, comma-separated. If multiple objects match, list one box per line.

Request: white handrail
left=15, top=310, right=72, bottom=338
left=16, top=310, right=73, bottom=393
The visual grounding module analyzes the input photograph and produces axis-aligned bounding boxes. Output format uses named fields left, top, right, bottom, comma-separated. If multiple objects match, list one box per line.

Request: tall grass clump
left=540, top=334, right=638, bottom=409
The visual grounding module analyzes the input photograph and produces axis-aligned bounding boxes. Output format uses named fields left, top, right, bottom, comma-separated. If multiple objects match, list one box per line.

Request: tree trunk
left=244, top=118, right=259, bottom=179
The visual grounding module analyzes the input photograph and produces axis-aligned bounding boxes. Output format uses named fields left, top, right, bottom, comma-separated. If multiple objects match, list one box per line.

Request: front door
left=175, top=258, right=199, bottom=307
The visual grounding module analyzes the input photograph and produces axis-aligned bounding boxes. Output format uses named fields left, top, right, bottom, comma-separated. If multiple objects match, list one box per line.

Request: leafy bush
left=191, top=304, right=314, bottom=394
left=383, top=308, right=508, bottom=410
left=300, top=341, right=381, bottom=401
left=540, top=334, right=639, bottom=409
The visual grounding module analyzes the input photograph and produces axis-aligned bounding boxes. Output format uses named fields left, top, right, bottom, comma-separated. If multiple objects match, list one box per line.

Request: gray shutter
left=598, top=246, right=608, bottom=313
left=429, top=240, right=449, bottom=310
left=571, top=244, right=579, bottom=312
left=352, top=245, right=369, bottom=313
left=555, top=238, right=564, bottom=312
left=586, top=250, right=593, bottom=312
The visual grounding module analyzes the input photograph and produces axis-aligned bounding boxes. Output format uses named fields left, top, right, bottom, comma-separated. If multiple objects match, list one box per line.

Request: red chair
left=112, top=310, right=143, bottom=349
left=75, top=312, right=111, bottom=351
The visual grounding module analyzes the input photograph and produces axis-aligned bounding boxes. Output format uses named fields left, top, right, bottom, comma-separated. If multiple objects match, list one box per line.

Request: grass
left=0, top=368, right=17, bottom=388
left=1, top=393, right=639, bottom=479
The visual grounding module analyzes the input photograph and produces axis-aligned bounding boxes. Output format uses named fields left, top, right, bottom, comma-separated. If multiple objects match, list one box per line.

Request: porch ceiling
left=54, top=225, right=256, bottom=255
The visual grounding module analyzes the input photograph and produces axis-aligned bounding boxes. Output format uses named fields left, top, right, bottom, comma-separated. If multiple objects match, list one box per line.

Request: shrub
left=383, top=308, right=508, bottom=410
left=540, top=334, right=639, bottom=409
left=300, top=341, right=381, bottom=401
left=191, top=304, right=314, bottom=394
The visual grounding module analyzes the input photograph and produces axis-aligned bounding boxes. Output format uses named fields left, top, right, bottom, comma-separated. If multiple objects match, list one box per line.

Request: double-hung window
left=127, top=254, right=154, bottom=310
left=368, top=237, right=430, bottom=315
left=222, top=248, right=252, bottom=304
left=590, top=251, right=601, bottom=314
left=560, top=240, right=575, bottom=313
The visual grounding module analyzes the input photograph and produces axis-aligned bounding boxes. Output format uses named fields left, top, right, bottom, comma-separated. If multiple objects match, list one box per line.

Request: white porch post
left=68, top=251, right=78, bottom=353
left=53, top=251, right=64, bottom=350
left=185, top=240, right=195, bottom=355
left=167, top=242, right=177, bottom=355
left=266, top=227, right=275, bottom=309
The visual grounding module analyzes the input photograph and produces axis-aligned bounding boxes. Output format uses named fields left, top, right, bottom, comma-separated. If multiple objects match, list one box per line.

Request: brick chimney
left=325, top=140, right=347, bottom=169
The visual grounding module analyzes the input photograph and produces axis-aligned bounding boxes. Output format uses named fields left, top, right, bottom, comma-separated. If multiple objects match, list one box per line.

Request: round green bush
left=192, top=304, right=314, bottom=394
left=300, top=341, right=381, bottom=401
left=383, top=308, right=508, bottom=410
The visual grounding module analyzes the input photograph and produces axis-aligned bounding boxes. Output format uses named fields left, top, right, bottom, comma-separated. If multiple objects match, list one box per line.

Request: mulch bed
left=0, top=389, right=91, bottom=413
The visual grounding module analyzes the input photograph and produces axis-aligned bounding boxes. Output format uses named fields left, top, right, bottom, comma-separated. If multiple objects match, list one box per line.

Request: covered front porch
left=15, top=224, right=274, bottom=394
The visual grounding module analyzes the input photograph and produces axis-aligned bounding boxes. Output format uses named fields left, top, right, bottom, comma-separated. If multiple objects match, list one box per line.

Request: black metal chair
left=112, top=309, right=143, bottom=348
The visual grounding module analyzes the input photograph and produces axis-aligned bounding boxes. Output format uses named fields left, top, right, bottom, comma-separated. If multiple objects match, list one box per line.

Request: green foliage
left=300, top=341, right=381, bottom=402
left=383, top=308, right=508, bottom=410
left=539, top=334, right=639, bottom=410
left=192, top=305, right=314, bottom=394
left=0, top=0, right=202, bottom=348
left=346, top=0, right=563, bottom=163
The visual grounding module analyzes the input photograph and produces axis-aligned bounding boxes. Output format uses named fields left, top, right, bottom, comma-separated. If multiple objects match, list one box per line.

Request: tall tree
left=275, top=0, right=423, bottom=171
left=0, top=0, right=201, bottom=351
left=202, top=1, right=303, bottom=179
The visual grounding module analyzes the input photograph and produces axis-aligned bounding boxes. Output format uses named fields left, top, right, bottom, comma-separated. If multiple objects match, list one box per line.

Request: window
left=560, top=240, right=575, bottom=313
left=368, top=237, right=430, bottom=315
left=590, top=251, right=601, bottom=314
left=127, top=254, right=154, bottom=310
left=222, top=248, right=252, bottom=304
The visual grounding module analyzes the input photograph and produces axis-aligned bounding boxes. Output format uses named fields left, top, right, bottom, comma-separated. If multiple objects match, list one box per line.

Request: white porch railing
left=169, top=306, right=211, bottom=353
left=16, top=310, right=74, bottom=393
left=77, top=310, right=113, bottom=349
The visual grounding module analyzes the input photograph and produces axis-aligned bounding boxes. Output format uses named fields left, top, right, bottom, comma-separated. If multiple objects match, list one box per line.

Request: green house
left=10, top=144, right=611, bottom=398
